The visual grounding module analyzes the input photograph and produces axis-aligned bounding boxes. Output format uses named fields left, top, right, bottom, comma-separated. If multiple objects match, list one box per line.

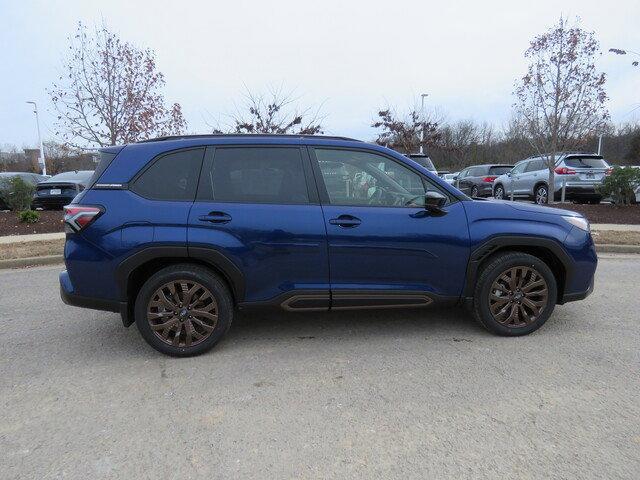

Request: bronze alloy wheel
left=488, top=266, right=549, bottom=328
left=147, top=280, right=218, bottom=347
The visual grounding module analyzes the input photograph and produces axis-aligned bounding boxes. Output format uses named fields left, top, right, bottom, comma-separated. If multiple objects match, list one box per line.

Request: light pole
left=26, top=101, right=46, bottom=175
left=419, top=93, right=429, bottom=154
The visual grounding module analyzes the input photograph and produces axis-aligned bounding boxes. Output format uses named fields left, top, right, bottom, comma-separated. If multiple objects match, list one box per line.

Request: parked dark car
left=32, top=170, right=94, bottom=210
left=60, top=134, right=596, bottom=357
left=0, top=172, right=49, bottom=210
left=455, top=164, right=514, bottom=197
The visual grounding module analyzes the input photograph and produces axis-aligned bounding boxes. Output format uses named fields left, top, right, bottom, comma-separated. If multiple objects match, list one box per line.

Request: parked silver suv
left=492, top=153, right=611, bottom=204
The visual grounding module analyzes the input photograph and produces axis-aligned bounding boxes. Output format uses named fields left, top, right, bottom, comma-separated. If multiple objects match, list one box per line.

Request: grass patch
left=0, top=239, right=64, bottom=260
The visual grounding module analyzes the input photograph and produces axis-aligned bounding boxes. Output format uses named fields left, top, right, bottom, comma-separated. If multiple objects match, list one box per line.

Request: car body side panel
left=64, top=189, right=192, bottom=301
left=463, top=200, right=597, bottom=296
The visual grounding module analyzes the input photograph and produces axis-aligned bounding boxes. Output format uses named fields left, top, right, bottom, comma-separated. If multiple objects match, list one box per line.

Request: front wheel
left=472, top=252, right=557, bottom=336
left=494, top=185, right=505, bottom=200
left=471, top=186, right=479, bottom=198
left=134, top=264, right=233, bottom=356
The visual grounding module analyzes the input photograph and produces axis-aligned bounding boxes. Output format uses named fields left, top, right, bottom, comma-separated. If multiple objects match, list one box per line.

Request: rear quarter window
left=88, top=151, right=117, bottom=186
left=132, top=148, right=204, bottom=201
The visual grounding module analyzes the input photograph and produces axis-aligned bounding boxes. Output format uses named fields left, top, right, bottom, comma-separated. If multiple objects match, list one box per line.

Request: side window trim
left=195, top=145, right=317, bottom=205
left=308, top=146, right=455, bottom=208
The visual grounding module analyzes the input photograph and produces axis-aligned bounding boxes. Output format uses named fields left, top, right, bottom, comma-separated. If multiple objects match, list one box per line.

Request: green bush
left=18, top=209, right=40, bottom=224
left=598, top=167, right=640, bottom=205
left=0, top=176, right=36, bottom=211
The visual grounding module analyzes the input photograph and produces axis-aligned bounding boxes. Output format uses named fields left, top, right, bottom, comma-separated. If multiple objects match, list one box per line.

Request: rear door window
left=197, top=147, right=310, bottom=204
left=132, top=148, right=204, bottom=201
left=563, top=157, right=608, bottom=169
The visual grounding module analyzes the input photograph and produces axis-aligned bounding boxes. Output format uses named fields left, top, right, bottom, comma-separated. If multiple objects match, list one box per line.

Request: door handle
left=329, top=215, right=361, bottom=228
left=198, top=212, right=232, bottom=224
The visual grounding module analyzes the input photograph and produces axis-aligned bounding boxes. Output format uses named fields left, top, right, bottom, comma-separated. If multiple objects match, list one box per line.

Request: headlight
left=563, top=216, right=590, bottom=232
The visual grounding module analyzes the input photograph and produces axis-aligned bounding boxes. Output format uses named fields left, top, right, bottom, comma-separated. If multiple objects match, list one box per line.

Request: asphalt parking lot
left=1, top=256, right=639, bottom=479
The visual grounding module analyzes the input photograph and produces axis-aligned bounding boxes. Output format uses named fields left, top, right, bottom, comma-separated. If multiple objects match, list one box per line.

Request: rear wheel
left=134, top=264, right=233, bottom=356
left=472, top=252, right=557, bottom=336
left=534, top=185, right=548, bottom=205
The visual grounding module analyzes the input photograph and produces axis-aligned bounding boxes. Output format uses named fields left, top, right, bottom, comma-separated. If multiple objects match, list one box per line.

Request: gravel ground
left=1, top=256, right=639, bottom=479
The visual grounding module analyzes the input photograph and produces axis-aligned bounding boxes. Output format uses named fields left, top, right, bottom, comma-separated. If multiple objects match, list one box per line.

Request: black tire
left=471, top=186, right=479, bottom=198
left=134, top=264, right=233, bottom=357
left=472, top=252, right=557, bottom=336
left=588, top=198, right=601, bottom=205
left=494, top=185, right=505, bottom=200
left=534, top=184, right=548, bottom=205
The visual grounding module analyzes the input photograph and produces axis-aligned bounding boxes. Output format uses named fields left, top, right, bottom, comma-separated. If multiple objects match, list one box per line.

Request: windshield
left=489, top=166, right=513, bottom=175
left=563, top=157, right=608, bottom=169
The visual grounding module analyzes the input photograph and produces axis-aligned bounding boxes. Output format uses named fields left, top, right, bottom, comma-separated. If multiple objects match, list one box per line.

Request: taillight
left=482, top=176, right=497, bottom=183
left=554, top=166, right=576, bottom=175
left=63, top=205, right=103, bottom=232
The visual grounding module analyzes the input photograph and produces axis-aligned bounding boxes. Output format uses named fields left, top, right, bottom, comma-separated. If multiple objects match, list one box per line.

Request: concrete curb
left=0, top=244, right=638, bottom=270
left=0, top=232, right=65, bottom=244
left=0, top=255, right=64, bottom=269
left=595, top=244, right=640, bottom=254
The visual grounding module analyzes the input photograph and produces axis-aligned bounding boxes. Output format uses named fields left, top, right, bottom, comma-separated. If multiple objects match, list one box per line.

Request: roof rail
left=136, top=134, right=362, bottom=143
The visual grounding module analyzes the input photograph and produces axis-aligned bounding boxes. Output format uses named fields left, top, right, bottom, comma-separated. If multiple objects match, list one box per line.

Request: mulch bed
left=548, top=203, right=640, bottom=225
left=0, top=210, right=65, bottom=236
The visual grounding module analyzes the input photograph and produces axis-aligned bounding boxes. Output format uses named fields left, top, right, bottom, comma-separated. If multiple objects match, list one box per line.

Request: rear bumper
left=60, top=269, right=129, bottom=321
left=33, top=196, right=74, bottom=209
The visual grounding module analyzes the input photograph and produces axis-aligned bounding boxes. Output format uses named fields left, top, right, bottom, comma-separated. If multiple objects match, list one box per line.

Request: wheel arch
left=116, top=246, right=245, bottom=326
left=463, top=236, right=571, bottom=305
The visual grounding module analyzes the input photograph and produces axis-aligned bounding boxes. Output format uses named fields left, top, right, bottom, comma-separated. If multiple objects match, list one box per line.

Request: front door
left=310, top=148, right=470, bottom=308
left=188, top=146, right=329, bottom=308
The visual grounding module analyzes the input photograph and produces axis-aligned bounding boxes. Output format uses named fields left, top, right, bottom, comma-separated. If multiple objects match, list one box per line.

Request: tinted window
left=132, top=148, right=203, bottom=201
left=315, top=149, right=443, bottom=207
left=469, top=166, right=487, bottom=176
left=198, top=147, right=309, bottom=204
left=409, top=155, right=436, bottom=172
left=488, top=166, right=513, bottom=175
left=563, top=157, right=608, bottom=169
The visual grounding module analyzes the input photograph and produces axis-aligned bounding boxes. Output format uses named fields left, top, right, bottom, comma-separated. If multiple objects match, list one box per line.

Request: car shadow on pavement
left=223, top=306, right=485, bottom=346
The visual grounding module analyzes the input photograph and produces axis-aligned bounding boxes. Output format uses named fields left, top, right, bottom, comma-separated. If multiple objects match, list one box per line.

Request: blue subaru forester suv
left=60, top=135, right=597, bottom=356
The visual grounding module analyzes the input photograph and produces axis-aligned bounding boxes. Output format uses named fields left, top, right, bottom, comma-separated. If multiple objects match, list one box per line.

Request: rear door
left=310, top=147, right=470, bottom=306
left=188, top=146, right=329, bottom=308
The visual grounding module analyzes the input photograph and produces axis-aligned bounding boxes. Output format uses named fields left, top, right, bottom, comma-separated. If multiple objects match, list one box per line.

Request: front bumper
left=559, top=275, right=594, bottom=304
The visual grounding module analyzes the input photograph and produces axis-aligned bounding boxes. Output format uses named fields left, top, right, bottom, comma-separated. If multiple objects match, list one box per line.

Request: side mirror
left=453, top=175, right=458, bottom=180
left=424, top=191, right=447, bottom=211
left=506, top=172, right=512, bottom=177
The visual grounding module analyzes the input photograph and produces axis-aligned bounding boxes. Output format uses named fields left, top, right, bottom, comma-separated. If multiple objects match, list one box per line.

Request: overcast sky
left=1, top=0, right=639, bottom=149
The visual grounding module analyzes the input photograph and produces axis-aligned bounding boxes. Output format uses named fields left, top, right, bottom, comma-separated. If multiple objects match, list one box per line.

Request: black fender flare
left=462, top=235, right=573, bottom=299
left=115, top=245, right=245, bottom=303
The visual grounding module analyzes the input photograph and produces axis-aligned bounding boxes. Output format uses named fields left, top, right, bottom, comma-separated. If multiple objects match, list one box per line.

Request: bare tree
left=609, top=48, right=640, bottom=67
left=218, top=87, right=323, bottom=135
left=49, top=22, right=187, bottom=147
left=513, top=17, right=609, bottom=203
left=372, top=108, right=441, bottom=154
